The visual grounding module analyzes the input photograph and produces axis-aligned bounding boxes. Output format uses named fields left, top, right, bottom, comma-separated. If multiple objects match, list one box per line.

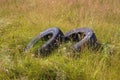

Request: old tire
left=25, top=27, right=64, bottom=56
left=64, top=27, right=98, bottom=52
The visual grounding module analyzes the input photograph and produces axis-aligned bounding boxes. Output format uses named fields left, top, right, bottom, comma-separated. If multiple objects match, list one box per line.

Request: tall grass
left=0, top=0, right=120, bottom=80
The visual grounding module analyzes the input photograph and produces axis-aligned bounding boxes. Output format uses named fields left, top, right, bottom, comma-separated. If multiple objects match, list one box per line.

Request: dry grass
left=0, top=0, right=120, bottom=80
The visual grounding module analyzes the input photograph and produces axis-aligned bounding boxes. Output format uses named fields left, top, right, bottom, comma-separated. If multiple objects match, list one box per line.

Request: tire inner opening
left=32, top=33, right=53, bottom=52
left=69, top=32, right=85, bottom=42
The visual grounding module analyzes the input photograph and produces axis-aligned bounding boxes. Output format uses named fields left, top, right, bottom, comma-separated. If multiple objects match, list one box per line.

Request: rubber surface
left=64, top=27, right=98, bottom=52
left=25, top=27, right=64, bottom=56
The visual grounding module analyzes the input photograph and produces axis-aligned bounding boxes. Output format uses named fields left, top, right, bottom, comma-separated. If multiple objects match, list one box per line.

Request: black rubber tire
left=64, top=27, right=98, bottom=52
left=25, top=27, right=64, bottom=56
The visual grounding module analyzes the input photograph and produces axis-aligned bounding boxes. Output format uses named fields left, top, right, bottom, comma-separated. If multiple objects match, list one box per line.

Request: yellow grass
left=0, top=0, right=120, bottom=80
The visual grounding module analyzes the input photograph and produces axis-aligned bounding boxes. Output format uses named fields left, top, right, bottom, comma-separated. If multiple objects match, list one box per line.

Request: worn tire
left=25, top=27, right=64, bottom=56
left=64, top=27, right=98, bottom=52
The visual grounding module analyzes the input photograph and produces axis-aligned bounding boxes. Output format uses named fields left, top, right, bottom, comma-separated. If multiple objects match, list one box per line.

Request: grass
left=0, top=0, right=120, bottom=80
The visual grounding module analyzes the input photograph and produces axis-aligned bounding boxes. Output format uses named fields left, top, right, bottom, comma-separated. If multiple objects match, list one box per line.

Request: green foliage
left=0, top=0, right=120, bottom=80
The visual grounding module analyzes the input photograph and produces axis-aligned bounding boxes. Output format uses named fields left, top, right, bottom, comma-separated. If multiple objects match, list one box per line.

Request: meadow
left=0, top=0, right=120, bottom=80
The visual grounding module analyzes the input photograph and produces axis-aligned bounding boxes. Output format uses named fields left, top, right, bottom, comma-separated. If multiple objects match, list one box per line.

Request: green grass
left=0, top=0, right=120, bottom=80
